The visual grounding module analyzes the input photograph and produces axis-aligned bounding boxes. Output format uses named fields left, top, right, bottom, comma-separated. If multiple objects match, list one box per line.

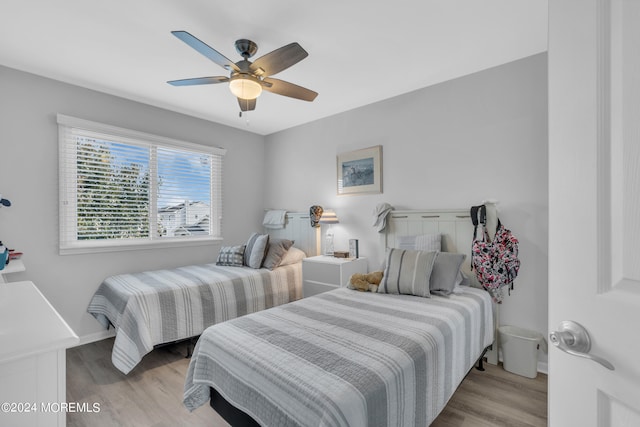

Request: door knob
left=550, top=320, right=615, bottom=371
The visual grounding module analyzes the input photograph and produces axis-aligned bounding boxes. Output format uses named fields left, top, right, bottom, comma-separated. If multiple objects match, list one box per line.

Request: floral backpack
left=470, top=205, right=520, bottom=303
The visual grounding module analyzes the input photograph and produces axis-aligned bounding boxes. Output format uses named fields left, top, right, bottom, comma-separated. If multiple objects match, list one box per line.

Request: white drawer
left=302, top=256, right=368, bottom=297
left=303, top=281, right=338, bottom=297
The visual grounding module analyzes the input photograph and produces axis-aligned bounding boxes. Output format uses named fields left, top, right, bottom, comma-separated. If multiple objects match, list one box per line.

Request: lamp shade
left=229, top=75, right=263, bottom=100
left=319, top=210, right=339, bottom=224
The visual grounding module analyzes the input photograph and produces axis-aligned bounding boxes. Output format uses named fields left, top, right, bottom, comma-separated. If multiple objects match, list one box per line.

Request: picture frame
left=349, top=239, right=359, bottom=259
left=337, top=145, right=382, bottom=195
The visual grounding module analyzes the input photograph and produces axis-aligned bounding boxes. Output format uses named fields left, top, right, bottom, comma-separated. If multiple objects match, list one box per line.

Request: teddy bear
left=348, top=271, right=384, bottom=292
left=348, top=273, right=370, bottom=291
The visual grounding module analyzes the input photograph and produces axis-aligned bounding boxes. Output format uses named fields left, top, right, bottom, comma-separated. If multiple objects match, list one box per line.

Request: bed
left=183, top=209, right=495, bottom=426
left=87, top=212, right=318, bottom=374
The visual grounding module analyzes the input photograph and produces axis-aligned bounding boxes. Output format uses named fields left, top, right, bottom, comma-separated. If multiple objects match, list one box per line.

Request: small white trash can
left=498, top=325, right=543, bottom=379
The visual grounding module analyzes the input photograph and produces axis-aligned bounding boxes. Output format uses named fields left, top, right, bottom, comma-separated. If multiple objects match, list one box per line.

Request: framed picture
left=337, top=145, right=382, bottom=195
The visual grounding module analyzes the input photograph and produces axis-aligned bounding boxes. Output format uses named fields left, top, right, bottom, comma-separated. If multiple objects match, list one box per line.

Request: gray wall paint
left=1, top=53, right=549, bottom=368
left=0, top=65, right=265, bottom=339
left=264, top=53, right=549, bottom=362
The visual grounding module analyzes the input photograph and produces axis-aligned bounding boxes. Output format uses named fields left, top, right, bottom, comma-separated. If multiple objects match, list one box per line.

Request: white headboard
left=264, top=212, right=320, bottom=257
left=383, top=209, right=499, bottom=364
left=382, top=209, right=479, bottom=286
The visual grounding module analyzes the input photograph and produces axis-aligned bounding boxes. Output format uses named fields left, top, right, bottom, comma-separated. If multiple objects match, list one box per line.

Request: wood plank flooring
left=67, top=338, right=547, bottom=427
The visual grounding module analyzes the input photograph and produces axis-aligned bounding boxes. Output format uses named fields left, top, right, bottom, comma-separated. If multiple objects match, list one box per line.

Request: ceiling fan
left=167, top=31, right=318, bottom=113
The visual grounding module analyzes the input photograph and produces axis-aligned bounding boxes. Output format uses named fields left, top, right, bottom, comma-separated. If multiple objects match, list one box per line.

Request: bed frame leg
left=186, top=336, right=199, bottom=358
left=476, top=357, right=485, bottom=371
left=475, top=346, right=490, bottom=371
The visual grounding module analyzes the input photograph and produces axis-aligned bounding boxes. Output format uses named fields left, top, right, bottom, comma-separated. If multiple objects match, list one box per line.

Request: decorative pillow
left=395, top=235, right=418, bottom=250
left=378, top=248, right=438, bottom=298
left=244, top=233, right=270, bottom=269
left=429, top=252, right=466, bottom=296
left=216, top=245, right=246, bottom=267
left=415, top=233, right=442, bottom=251
left=262, top=238, right=295, bottom=270
left=396, top=234, right=441, bottom=251
left=450, top=271, right=468, bottom=295
left=279, top=247, right=306, bottom=266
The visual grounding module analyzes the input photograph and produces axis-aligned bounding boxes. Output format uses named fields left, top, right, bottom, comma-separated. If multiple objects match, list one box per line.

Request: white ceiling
left=1, top=1, right=548, bottom=135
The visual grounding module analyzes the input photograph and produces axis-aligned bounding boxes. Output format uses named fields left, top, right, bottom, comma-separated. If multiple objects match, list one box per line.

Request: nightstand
left=302, top=255, right=368, bottom=297
left=0, top=259, right=25, bottom=284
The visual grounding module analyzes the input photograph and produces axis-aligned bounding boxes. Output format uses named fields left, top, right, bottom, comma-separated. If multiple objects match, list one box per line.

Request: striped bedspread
left=184, top=286, right=493, bottom=427
left=88, top=263, right=302, bottom=374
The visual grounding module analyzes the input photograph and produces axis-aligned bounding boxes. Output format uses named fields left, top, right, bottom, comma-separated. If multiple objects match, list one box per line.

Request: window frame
left=57, top=114, right=226, bottom=255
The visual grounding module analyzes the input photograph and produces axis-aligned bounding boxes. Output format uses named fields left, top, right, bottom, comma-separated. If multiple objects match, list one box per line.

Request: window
left=58, top=114, right=226, bottom=254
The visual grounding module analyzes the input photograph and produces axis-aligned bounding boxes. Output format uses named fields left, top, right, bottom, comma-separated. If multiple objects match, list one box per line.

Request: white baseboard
left=537, top=361, right=548, bottom=375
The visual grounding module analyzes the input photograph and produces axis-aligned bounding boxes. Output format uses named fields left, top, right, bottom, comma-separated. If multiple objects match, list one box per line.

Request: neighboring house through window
left=57, top=114, right=226, bottom=254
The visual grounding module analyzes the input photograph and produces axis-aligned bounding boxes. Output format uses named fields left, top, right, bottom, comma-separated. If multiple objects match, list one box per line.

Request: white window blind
left=58, top=114, right=225, bottom=254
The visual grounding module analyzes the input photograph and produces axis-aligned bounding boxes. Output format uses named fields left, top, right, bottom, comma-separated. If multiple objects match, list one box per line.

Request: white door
left=548, top=0, right=640, bottom=425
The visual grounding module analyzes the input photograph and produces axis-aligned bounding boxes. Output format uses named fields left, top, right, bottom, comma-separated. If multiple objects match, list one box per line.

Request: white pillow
left=396, top=234, right=441, bottom=251
left=279, top=247, right=306, bottom=266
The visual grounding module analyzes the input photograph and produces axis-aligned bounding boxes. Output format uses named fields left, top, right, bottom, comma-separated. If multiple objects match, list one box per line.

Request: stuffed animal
left=348, top=273, right=370, bottom=292
left=348, top=271, right=384, bottom=292
left=366, top=271, right=383, bottom=286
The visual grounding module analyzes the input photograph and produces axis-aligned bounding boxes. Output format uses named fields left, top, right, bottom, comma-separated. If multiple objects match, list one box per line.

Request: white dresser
left=0, top=281, right=79, bottom=427
left=302, top=255, right=368, bottom=297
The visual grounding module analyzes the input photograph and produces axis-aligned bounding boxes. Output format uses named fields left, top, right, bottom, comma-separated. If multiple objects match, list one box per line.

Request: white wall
left=0, top=65, right=265, bottom=340
left=264, top=54, right=549, bottom=364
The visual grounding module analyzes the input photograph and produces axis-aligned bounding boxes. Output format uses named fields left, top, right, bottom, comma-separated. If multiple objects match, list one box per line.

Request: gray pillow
left=216, top=245, right=246, bottom=267
left=378, top=248, right=437, bottom=298
left=430, top=252, right=466, bottom=296
left=262, top=238, right=294, bottom=270
left=244, top=233, right=270, bottom=268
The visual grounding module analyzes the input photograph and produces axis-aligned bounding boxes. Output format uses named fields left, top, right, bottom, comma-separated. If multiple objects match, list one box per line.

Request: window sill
left=59, top=236, right=223, bottom=255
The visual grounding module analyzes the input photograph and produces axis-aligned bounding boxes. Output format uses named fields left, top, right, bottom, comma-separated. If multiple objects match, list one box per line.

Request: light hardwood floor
left=67, top=338, right=547, bottom=427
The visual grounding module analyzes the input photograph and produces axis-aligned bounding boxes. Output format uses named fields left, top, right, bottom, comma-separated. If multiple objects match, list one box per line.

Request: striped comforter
left=88, top=263, right=302, bottom=374
left=184, top=286, right=493, bottom=427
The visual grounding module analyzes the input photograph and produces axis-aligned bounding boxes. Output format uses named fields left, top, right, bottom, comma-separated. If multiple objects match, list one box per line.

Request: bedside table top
left=304, top=255, right=365, bottom=265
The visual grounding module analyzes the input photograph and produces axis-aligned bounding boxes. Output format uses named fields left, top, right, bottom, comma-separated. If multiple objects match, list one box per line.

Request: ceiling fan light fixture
left=229, top=75, right=262, bottom=100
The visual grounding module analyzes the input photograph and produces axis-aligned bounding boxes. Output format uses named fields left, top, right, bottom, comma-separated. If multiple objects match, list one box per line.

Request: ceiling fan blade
left=250, top=43, right=308, bottom=77
left=262, top=78, right=318, bottom=102
left=167, top=76, right=229, bottom=86
left=172, top=31, right=240, bottom=72
left=238, top=98, right=257, bottom=112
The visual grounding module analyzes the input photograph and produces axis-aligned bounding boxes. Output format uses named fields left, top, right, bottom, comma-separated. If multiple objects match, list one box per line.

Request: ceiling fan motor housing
left=235, top=39, right=258, bottom=58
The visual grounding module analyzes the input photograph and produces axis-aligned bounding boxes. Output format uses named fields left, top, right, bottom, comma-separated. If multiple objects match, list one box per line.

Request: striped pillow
left=244, top=233, right=270, bottom=268
left=378, top=248, right=438, bottom=297
left=216, top=245, right=246, bottom=266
